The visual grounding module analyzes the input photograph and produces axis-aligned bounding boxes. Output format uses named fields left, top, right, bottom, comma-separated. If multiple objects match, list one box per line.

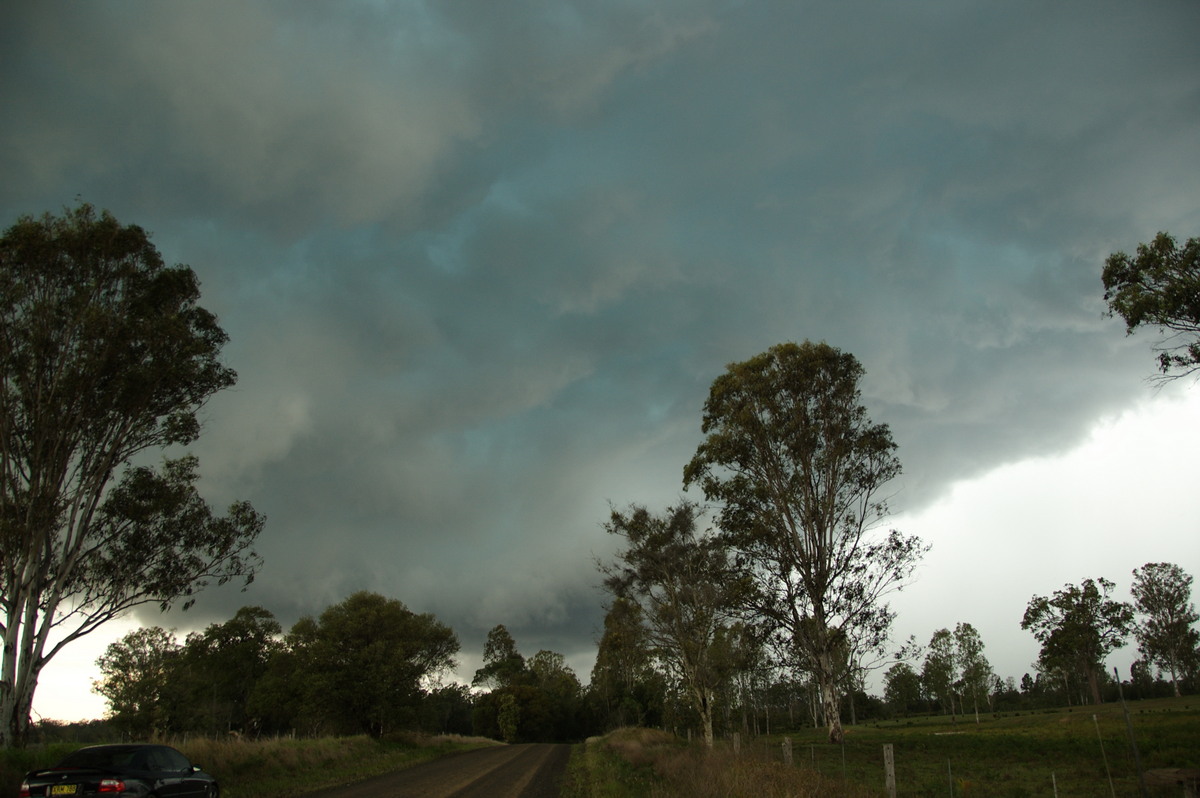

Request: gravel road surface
left=301, top=743, right=571, bottom=798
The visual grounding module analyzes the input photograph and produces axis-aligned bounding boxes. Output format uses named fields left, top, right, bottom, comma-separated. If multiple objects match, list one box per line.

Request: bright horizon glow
left=888, top=385, right=1200, bottom=690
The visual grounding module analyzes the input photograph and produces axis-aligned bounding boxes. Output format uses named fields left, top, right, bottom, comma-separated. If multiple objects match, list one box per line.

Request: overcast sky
left=4, top=1, right=1198, bottom=722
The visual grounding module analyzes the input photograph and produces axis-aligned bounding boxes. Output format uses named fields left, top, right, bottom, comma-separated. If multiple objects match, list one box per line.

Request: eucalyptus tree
left=953, top=622, right=993, bottom=723
left=0, top=205, right=264, bottom=747
left=883, top=662, right=923, bottom=715
left=684, top=341, right=927, bottom=743
left=921, top=628, right=958, bottom=721
left=272, top=590, right=458, bottom=734
left=1130, top=562, right=1199, bottom=696
left=93, top=626, right=180, bottom=738
left=590, top=598, right=663, bottom=730
left=473, top=624, right=526, bottom=690
left=171, top=606, right=282, bottom=734
left=1021, top=577, right=1133, bottom=705
left=1102, top=232, right=1200, bottom=378
left=599, top=501, right=742, bottom=747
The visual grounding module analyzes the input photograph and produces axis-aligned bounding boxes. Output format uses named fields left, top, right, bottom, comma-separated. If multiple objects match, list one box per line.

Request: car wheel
left=206, top=784, right=220, bottom=798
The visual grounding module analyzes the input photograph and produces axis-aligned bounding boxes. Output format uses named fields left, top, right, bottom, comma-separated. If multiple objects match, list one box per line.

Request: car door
left=144, top=747, right=186, bottom=797
left=162, top=747, right=207, bottom=798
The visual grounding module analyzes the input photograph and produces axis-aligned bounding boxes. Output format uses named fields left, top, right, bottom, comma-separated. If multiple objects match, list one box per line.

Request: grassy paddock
left=0, top=732, right=498, bottom=797
left=757, top=696, right=1200, bottom=797
left=574, top=698, right=1200, bottom=797
left=566, top=727, right=875, bottom=798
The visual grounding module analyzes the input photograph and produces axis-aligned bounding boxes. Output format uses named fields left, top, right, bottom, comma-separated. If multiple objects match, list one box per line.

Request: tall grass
left=0, top=733, right=497, bottom=798
left=569, top=727, right=875, bottom=798
left=575, top=697, right=1200, bottom=797
left=796, top=697, right=1199, bottom=796
left=180, top=732, right=497, bottom=797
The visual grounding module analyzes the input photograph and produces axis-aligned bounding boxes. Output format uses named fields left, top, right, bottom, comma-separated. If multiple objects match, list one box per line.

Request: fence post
left=1115, top=667, right=1150, bottom=798
left=883, top=744, right=897, bottom=798
left=1094, top=714, right=1117, bottom=798
left=782, top=736, right=793, bottom=766
left=733, top=732, right=740, bottom=756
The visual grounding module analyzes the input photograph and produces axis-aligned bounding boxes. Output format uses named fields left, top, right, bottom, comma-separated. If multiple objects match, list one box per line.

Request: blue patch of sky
left=423, top=180, right=532, bottom=276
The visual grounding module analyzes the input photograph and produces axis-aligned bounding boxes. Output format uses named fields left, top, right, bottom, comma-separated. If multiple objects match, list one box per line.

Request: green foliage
left=281, top=591, right=460, bottom=738
left=169, top=606, right=283, bottom=735
left=1103, top=231, right=1200, bottom=377
left=590, top=598, right=665, bottom=731
left=1021, top=577, right=1134, bottom=705
left=93, top=626, right=179, bottom=737
left=95, top=607, right=284, bottom=737
left=473, top=625, right=526, bottom=690
left=683, top=340, right=927, bottom=744
left=884, top=662, right=924, bottom=714
left=1131, top=562, right=1200, bottom=695
left=922, top=629, right=958, bottom=719
left=0, top=203, right=262, bottom=747
left=599, top=501, right=743, bottom=746
left=954, top=622, right=993, bottom=722
left=469, top=627, right=585, bottom=743
left=92, top=596, right=467, bottom=739
left=497, top=693, right=520, bottom=743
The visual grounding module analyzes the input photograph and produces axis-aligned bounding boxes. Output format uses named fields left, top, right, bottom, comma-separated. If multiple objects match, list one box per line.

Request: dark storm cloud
left=3, top=0, right=1198, bottom=674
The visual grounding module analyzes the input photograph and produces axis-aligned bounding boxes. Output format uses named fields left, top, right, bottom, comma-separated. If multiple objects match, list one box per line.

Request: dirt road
left=301, top=743, right=572, bottom=798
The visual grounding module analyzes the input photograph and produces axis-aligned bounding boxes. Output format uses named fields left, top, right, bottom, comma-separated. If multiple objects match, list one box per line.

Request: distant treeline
left=75, top=576, right=1196, bottom=747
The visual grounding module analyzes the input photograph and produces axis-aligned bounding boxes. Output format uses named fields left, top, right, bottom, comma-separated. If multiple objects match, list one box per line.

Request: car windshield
left=57, top=747, right=140, bottom=769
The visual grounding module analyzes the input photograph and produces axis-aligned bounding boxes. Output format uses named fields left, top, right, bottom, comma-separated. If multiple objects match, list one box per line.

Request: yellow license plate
left=50, top=785, right=79, bottom=795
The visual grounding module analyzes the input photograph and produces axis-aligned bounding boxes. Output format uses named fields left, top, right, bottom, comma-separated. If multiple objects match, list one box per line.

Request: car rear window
left=58, top=748, right=139, bottom=769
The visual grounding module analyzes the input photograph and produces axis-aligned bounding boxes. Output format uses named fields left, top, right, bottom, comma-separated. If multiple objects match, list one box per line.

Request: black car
left=19, top=744, right=218, bottom=798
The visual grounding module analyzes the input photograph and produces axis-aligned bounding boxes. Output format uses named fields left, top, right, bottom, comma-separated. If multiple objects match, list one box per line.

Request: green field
left=576, top=697, right=1200, bottom=797
left=771, top=697, right=1199, bottom=797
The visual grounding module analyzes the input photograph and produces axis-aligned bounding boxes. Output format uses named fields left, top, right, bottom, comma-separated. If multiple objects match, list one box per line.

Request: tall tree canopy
left=473, top=625, right=526, bottom=691
left=921, top=628, right=959, bottom=721
left=1130, top=562, right=1199, bottom=697
left=93, top=626, right=180, bottom=738
left=590, top=597, right=662, bottom=731
left=296, top=591, right=459, bottom=738
left=170, top=606, right=283, bottom=735
left=1102, top=231, right=1200, bottom=378
left=953, top=622, right=993, bottom=724
left=599, top=501, right=742, bottom=747
left=1021, top=577, right=1133, bottom=706
left=0, top=204, right=263, bottom=747
left=684, top=341, right=926, bottom=743
left=94, top=607, right=282, bottom=737
left=883, top=662, right=923, bottom=715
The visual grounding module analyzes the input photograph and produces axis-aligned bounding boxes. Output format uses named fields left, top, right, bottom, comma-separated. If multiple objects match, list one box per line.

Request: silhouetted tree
left=600, top=501, right=742, bottom=747
left=1022, top=578, right=1133, bottom=705
left=0, top=204, right=264, bottom=747
left=684, top=341, right=927, bottom=743
left=1130, top=562, right=1199, bottom=696
left=1103, top=232, right=1200, bottom=378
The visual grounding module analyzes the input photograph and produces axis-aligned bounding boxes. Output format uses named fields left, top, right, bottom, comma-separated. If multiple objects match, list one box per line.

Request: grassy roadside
left=0, top=733, right=499, bottom=798
left=563, top=697, right=1200, bottom=797
left=562, top=727, right=875, bottom=798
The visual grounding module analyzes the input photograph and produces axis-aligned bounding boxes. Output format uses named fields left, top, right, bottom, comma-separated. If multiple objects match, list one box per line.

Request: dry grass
left=2, top=733, right=499, bottom=798
left=591, top=728, right=877, bottom=798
